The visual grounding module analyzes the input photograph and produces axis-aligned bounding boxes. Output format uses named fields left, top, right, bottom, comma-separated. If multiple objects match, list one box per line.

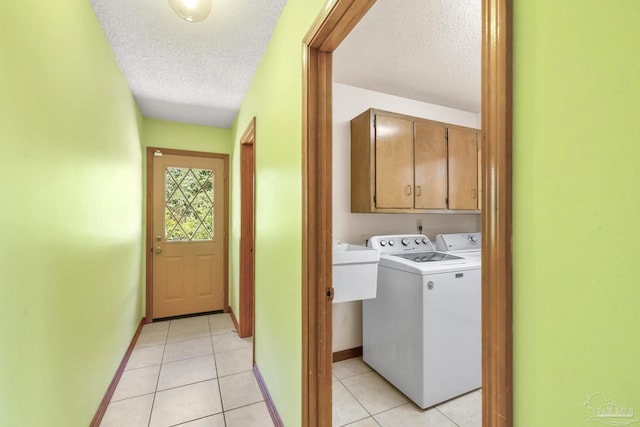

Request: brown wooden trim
left=302, top=2, right=376, bottom=426
left=253, top=363, right=284, bottom=427
left=481, top=0, right=513, bottom=426
left=239, top=118, right=256, bottom=338
left=90, top=319, right=144, bottom=427
left=228, top=305, right=240, bottom=332
left=303, top=0, right=513, bottom=426
left=332, top=346, right=363, bottom=363
left=240, top=117, right=256, bottom=145
left=145, top=147, right=231, bottom=321
left=145, top=149, right=154, bottom=323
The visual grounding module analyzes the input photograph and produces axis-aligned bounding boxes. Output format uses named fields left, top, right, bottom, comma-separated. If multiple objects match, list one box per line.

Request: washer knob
left=469, top=235, right=477, bottom=244
left=422, top=238, right=428, bottom=244
left=401, top=238, right=410, bottom=246
left=388, top=240, right=395, bottom=246
left=379, top=240, right=387, bottom=247
left=415, top=238, right=422, bottom=244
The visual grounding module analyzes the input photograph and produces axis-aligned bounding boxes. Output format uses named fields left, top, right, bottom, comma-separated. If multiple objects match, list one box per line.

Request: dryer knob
left=388, top=240, right=395, bottom=246
left=379, top=240, right=387, bottom=246
left=415, top=238, right=422, bottom=244
left=401, top=238, right=410, bottom=246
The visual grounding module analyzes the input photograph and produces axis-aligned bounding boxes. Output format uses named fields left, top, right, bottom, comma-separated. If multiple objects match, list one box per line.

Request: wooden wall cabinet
left=350, top=109, right=480, bottom=213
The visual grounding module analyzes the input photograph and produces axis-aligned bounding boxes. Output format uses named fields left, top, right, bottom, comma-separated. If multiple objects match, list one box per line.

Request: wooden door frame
left=301, top=0, right=513, bottom=426
left=145, top=147, right=230, bottom=323
left=239, top=118, right=256, bottom=338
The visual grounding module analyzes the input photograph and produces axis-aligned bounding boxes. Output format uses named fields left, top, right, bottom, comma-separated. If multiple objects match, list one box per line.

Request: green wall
left=0, top=0, right=144, bottom=425
left=142, top=118, right=232, bottom=154
left=230, top=1, right=327, bottom=424
left=513, top=1, right=640, bottom=425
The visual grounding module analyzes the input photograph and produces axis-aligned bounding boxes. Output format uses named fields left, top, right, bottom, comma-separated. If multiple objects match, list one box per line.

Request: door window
left=164, top=167, right=214, bottom=241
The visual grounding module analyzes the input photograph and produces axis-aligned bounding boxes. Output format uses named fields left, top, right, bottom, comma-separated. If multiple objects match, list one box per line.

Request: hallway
left=99, top=313, right=480, bottom=426
left=100, top=313, right=267, bottom=427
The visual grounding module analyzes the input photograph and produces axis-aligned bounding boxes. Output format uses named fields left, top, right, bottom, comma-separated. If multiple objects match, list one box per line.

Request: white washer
left=436, top=232, right=482, bottom=260
left=363, top=234, right=481, bottom=409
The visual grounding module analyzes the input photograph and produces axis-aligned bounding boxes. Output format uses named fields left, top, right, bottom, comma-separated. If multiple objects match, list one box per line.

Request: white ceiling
left=334, top=0, right=481, bottom=113
left=90, top=0, right=480, bottom=129
left=90, top=0, right=287, bottom=128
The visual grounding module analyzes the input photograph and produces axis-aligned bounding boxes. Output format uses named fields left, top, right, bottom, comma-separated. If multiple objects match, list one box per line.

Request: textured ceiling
left=90, top=0, right=480, bottom=129
left=90, top=0, right=287, bottom=128
left=334, top=0, right=481, bottom=113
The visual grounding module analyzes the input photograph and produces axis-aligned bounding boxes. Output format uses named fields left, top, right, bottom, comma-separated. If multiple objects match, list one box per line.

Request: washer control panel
left=368, top=234, right=435, bottom=253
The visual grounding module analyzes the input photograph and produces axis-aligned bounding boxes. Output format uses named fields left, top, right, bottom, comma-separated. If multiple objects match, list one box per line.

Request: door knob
left=154, top=247, right=162, bottom=254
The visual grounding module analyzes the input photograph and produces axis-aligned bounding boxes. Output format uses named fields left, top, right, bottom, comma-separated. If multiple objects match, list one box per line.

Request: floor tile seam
left=223, top=399, right=268, bottom=414
left=215, top=368, right=253, bottom=379
left=157, top=373, right=220, bottom=392
left=159, top=406, right=225, bottom=427
left=220, top=395, right=266, bottom=413
left=161, top=351, right=215, bottom=365
left=109, top=390, right=156, bottom=404
left=165, top=334, right=213, bottom=345
left=434, top=406, right=462, bottom=427
left=120, top=363, right=163, bottom=375
left=135, top=342, right=168, bottom=350
left=212, top=346, right=251, bottom=355
left=167, top=413, right=221, bottom=427
left=334, top=369, right=374, bottom=382
left=339, top=414, right=378, bottom=427
left=212, top=345, right=251, bottom=356
left=125, top=362, right=163, bottom=372
left=367, top=400, right=412, bottom=418
left=336, top=377, right=375, bottom=418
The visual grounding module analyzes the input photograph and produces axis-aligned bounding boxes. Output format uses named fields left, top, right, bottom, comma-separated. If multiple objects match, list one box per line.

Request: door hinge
left=445, top=196, right=449, bottom=207
left=326, top=287, right=334, bottom=300
left=445, top=129, right=448, bottom=140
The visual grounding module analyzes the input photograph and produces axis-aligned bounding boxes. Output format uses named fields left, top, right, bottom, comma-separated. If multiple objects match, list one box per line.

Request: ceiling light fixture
left=168, top=0, right=212, bottom=23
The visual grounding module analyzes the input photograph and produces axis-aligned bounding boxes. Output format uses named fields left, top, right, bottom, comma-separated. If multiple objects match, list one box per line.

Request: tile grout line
left=146, top=319, right=170, bottom=427
left=210, top=315, right=229, bottom=426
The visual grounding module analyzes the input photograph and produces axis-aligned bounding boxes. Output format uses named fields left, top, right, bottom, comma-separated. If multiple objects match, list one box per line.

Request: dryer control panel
left=435, top=232, right=481, bottom=252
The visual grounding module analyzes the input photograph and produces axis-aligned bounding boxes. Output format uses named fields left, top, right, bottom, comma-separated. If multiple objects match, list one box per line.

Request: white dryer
left=363, top=234, right=481, bottom=409
left=436, top=232, right=482, bottom=260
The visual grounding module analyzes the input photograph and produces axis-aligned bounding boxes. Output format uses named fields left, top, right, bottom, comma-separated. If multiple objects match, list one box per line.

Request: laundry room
left=330, top=0, right=483, bottom=424
left=331, top=81, right=481, bottom=356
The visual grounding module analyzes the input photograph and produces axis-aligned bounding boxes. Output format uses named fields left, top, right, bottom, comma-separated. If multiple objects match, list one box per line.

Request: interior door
left=152, top=152, right=226, bottom=319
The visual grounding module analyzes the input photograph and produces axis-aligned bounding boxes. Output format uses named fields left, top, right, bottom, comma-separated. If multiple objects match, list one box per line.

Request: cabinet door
left=414, top=122, right=448, bottom=209
left=375, top=115, right=414, bottom=209
left=448, top=128, right=478, bottom=209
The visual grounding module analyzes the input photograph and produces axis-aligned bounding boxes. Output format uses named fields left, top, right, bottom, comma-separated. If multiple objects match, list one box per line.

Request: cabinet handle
left=406, top=185, right=412, bottom=196
left=416, top=186, right=422, bottom=196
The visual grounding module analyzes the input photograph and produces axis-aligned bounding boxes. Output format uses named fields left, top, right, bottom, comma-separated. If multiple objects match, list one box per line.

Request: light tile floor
left=100, top=313, right=269, bottom=427
left=332, top=357, right=482, bottom=427
left=101, top=313, right=481, bottom=426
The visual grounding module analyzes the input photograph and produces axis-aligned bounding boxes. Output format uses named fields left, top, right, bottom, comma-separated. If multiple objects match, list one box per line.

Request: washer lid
left=435, top=232, right=481, bottom=252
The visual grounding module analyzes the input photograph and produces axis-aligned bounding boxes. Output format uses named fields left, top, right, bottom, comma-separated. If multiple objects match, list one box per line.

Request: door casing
left=145, top=147, right=230, bottom=322
left=301, top=0, right=513, bottom=426
left=239, top=118, right=256, bottom=338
